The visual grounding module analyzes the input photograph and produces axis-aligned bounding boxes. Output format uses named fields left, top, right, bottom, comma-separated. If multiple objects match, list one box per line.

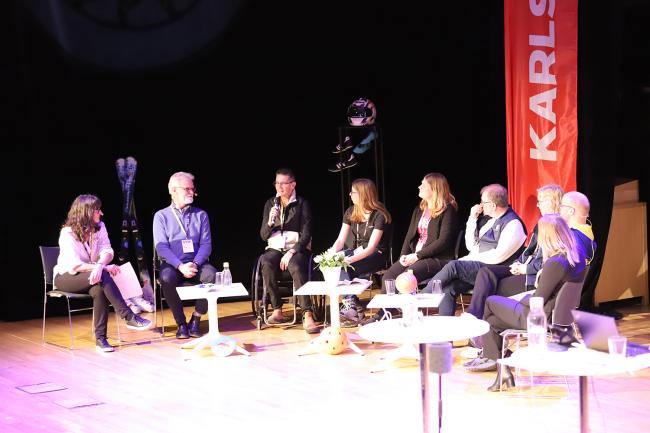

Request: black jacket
left=260, top=195, right=312, bottom=253
left=400, top=205, right=459, bottom=260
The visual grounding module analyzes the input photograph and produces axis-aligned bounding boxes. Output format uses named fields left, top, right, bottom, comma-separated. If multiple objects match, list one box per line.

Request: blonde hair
left=350, top=178, right=392, bottom=223
left=537, top=213, right=580, bottom=267
left=419, top=172, right=458, bottom=217
left=168, top=171, right=195, bottom=194
left=537, top=184, right=564, bottom=213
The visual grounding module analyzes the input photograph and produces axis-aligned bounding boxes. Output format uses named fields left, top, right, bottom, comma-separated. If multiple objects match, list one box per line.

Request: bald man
left=560, top=191, right=596, bottom=264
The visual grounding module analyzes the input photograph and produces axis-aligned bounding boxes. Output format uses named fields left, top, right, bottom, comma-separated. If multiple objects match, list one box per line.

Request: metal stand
left=336, top=124, right=385, bottom=215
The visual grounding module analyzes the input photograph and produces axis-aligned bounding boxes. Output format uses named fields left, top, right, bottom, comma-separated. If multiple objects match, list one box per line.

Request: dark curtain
left=2, top=0, right=647, bottom=321
left=577, top=0, right=620, bottom=310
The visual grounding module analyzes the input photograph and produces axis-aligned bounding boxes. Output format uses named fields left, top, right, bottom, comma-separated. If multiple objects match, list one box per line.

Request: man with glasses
left=259, top=168, right=319, bottom=334
left=422, top=184, right=527, bottom=316
left=560, top=191, right=596, bottom=264
left=463, top=184, right=564, bottom=320
left=153, top=171, right=217, bottom=339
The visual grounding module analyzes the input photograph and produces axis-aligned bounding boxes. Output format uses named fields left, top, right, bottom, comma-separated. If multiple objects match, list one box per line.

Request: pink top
left=415, top=208, right=432, bottom=253
left=54, top=222, right=114, bottom=276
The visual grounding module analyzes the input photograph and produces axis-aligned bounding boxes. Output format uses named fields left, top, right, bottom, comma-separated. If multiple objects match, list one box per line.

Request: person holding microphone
left=259, top=168, right=319, bottom=334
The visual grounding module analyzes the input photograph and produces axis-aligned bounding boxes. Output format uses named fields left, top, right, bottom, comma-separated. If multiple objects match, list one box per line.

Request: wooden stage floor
left=1, top=301, right=649, bottom=433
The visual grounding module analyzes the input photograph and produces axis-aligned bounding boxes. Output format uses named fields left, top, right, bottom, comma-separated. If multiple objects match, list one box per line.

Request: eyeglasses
left=560, top=204, right=575, bottom=212
left=273, top=180, right=295, bottom=186
left=174, top=186, right=196, bottom=193
left=480, top=200, right=493, bottom=205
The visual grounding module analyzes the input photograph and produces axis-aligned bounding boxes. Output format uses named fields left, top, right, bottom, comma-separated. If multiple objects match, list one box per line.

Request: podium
left=595, top=179, right=648, bottom=306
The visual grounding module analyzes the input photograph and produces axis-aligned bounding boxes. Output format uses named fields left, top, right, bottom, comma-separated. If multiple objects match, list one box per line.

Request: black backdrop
left=2, top=0, right=648, bottom=321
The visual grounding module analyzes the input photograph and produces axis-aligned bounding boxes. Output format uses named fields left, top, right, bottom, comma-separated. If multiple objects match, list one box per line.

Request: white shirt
left=54, top=222, right=114, bottom=276
left=461, top=215, right=526, bottom=264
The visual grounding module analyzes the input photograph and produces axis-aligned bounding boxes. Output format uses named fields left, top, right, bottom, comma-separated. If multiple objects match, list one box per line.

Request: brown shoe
left=302, top=312, right=320, bottom=334
left=267, top=309, right=286, bottom=325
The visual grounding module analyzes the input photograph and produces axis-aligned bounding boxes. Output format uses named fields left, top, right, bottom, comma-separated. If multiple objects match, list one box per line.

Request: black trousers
left=159, top=262, right=217, bottom=326
left=381, top=257, right=447, bottom=293
left=54, top=271, right=132, bottom=339
left=260, top=249, right=312, bottom=311
left=482, top=295, right=529, bottom=360
left=341, top=250, right=387, bottom=280
left=468, top=265, right=533, bottom=319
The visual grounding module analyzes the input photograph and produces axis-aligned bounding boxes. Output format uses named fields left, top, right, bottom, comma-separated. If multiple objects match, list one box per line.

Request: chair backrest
left=454, top=229, right=465, bottom=260
left=39, top=246, right=60, bottom=288
left=152, top=245, right=161, bottom=277
left=384, top=223, right=395, bottom=267
left=551, top=280, right=586, bottom=326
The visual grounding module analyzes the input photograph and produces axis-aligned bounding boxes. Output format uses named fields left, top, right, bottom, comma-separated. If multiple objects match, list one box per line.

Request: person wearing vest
left=421, top=184, right=527, bottom=316
left=465, top=184, right=564, bottom=319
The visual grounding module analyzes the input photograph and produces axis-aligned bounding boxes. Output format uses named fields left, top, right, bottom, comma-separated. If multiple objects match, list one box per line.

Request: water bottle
left=222, top=262, right=232, bottom=286
left=527, top=296, right=547, bottom=351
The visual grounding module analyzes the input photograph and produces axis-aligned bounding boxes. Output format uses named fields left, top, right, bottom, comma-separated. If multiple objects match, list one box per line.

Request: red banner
left=505, top=0, right=578, bottom=233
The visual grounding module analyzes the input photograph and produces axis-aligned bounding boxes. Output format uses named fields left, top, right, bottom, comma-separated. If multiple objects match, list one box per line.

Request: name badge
left=182, top=239, right=194, bottom=253
left=353, top=246, right=364, bottom=255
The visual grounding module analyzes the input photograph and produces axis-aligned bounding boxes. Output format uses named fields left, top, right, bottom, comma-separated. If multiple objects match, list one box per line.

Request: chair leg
left=114, top=311, right=122, bottom=343
left=161, top=299, right=166, bottom=335
left=290, top=291, right=298, bottom=326
left=42, top=292, right=47, bottom=344
left=66, top=297, right=75, bottom=350
left=156, top=286, right=166, bottom=336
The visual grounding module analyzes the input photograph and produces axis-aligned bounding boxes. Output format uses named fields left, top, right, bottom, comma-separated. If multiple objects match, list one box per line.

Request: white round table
left=359, top=316, right=489, bottom=433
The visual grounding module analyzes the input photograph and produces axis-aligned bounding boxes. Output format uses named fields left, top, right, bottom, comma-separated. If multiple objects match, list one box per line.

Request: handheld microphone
left=270, top=197, right=281, bottom=225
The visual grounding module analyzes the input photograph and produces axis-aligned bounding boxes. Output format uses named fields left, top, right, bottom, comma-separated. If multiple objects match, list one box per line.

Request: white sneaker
left=132, top=296, right=154, bottom=313
left=127, top=301, right=142, bottom=314
left=459, top=347, right=482, bottom=359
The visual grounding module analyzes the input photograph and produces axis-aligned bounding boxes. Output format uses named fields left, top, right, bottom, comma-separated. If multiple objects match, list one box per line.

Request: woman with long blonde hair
left=464, top=213, right=587, bottom=391
left=361, top=173, right=460, bottom=324
left=328, top=178, right=392, bottom=325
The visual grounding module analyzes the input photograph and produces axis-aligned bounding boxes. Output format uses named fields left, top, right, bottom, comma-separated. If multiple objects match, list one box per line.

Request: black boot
left=188, top=315, right=203, bottom=338
left=176, top=323, right=190, bottom=339
left=487, top=365, right=515, bottom=392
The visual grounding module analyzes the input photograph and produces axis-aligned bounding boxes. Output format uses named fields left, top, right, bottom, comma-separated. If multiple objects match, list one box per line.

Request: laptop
left=571, top=310, right=650, bottom=357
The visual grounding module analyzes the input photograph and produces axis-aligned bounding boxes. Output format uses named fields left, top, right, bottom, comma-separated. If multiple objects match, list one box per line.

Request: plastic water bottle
left=527, top=296, right=547, bottom=351
left=222, top=262, right=232, bottom=286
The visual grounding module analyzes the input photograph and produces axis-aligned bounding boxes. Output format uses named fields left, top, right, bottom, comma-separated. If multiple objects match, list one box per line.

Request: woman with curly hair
left=53, top=194, right=151, bottom=352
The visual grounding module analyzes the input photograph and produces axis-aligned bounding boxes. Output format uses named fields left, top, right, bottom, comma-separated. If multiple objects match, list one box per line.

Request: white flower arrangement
left=313, top=249, right=354, bottom=272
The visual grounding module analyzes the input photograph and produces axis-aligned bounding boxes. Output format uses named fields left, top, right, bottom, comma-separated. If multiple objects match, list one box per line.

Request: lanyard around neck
left=356, top=215, right=371, bottom=247
left=170, top=205, right=189, bottom=238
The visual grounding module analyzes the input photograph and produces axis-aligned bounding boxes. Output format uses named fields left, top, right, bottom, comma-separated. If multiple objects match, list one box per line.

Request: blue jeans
left=421, top=260, right=484, bottom=316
